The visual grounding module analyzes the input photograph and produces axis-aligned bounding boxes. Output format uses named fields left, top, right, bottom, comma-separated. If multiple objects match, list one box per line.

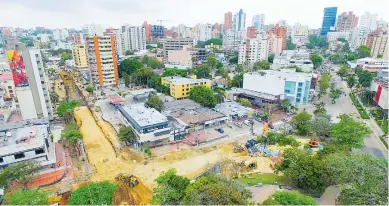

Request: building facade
left=320, top=7, right=338, bottom=36
left=243, top=70, right=313, bottom=105
left=269, top=24, right=287, bottom=50
left=86, top=35, right=118, bottom=87
left=233, top=9, right=246, bottom=31
left=168, top=77, right=212, bottom=99
left=224, top=12, right=233, bottom=31
left=222, top=30, right=244, bottom=52
left=143, top=21, right=151, bottom=42
left=163, top=38, right=194, bottom=62
left=326, top=31, right=352, bottom=42
left=198, top=23, right=212, bottom=41
left=359, top=12, right=378, bottom=34
left=72, top=44, right=88, bottom=68
left=336, top=11, right=359, bottom=31
left=115, top=25, right=146, bottom=55
left=370, top=34, right=388, bottom=58
left=252, top=14, right=265, bottom=30
left=238, top=32, right=269, bottom=65
left=246, top=26, right=257, bottom=39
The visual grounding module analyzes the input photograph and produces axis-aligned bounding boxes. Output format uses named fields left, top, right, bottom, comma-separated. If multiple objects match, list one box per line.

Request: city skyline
left=1, top=0, right=388, bottom=29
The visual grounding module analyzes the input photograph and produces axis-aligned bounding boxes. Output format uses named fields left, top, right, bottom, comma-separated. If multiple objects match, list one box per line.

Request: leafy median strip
left=349, top=93, right=369, bottom=119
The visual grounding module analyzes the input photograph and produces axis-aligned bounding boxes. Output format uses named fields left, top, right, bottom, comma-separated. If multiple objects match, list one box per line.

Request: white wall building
left=115, top=25, right=146, bottom=55
left=238, top=32, right=269, bottom=65
left=359, top=12, right=378, bottom=34
left=232, top=9, right=246, bottom=31
left=223, top=29, right=244, bottom=52
left=198, top=24, right=212, bottom=41
left=326, top=31, right=352, bottom=42
left=243, top=70, right=313, bottom=105
left=83, top=24, right=104, bottom=36
left=53, top=29, right=69, bottom=41
left=272, top=50, right=313, bottom=72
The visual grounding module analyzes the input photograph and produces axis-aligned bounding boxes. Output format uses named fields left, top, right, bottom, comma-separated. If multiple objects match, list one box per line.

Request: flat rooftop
left=0, top=125, right=48, bottom=157
left=120, top=104, right=168, bottom=127
left=170, top=78, right=211, bottom=85
left=228, top=88, right=279, bottom=101
left=174, top=107, right=226, bottom=125
left=129, top=88, right=156, bottom=96
left=246, top=70, right=313, bottom=82
left=214, top=101, right=252, bottom=117
left=163, top=99, right=200, bottom=112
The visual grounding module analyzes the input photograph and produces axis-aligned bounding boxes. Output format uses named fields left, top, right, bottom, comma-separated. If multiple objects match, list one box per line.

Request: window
left=35, top=148, right=44, bottom=155
left=284, top=89, right=291, bottom=93
left=0, top=157, right=3, bottom=163
left=182, top=89, right=184, bottom=91
left=14, top=153, right=25, bottom=159
left=182, top=93, right=184, bottom=95
left=296, top=98, right=301, bottom=103
left=298, top=88, right=302, bottom=92
left=8, top=86, right=12, bottom=89
left=186, top=92, right=189, bottom=95
left=298, top=82, right=303, bottom=86
left=297, top=93, right=301, bottom=97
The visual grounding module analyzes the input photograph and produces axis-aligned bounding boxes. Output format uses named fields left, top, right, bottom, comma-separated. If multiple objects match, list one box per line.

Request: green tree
left=377, top=54, right=383, bottom=58
left=263, top=191, right=317, bottom=205
left=287, top=36, right=296, bottom=50
left=151, top=169, right=190, bottom=205
left=329, top=83, right=342, bottom=104
left=125, top=50, right=134, bottom=55
left=291, top=111, right=312, bottom=135
left=310, top=54, right=323, bottom=69
left=356, top=45, right=371, bottom=58
left=146, top=94, right=164, bottom=112
left=237, top=98, right=252, bottom=107
left=162, top=68, right=187, bottom=77
left=268, top=53, right=275, bottom=63
left=118, top=126, right=137, bottom=144
left=181, top=175, right=251, bottom=205
left=341, top=42, right=350, bottom=53
left=62, top=124, right=83, bottom=144
left=123, top=73, right=131, bottom=87
left=85, top=85, right=95, bottom=93
left=4, top=189, right=49, bottom=205
left=231, top=73, right=243, bottom=88
left=56, top=100, right=80, bottom=124
left=331, top=115, right=370, bottom=149
left=318, top=73, right=331, bottom=99
left=189, top=86, right=217, bottom=108
left=148, top=75, right=170, bottom=94
left=313, top=102, right=326, bottom=115
left=277, top=148, right=326, bottom=194
left=205, top=38, right=222, bottom=45
left=213, top=87, right=226, bottom=103
left=253, top=60, right=270, bottom=70
left=147, top=58, right=161, bottom=69
left=119, top=58, right=143, bottom=77
left=346, top=74, right=356, bottom=91
left=142, top=55, right=150, bottom=64
left=0, top=161, right=40, bottom=188
left=357, top=70, right=373, bottom=89
left=347, top=53, right=357, bottom=61
left=67, top=181, right=118, bottom=205
left=310, top=113, right=332, bottom=137
left=323, top=153, right=387, bottom=205
left=194, top=65, right=211, bottom=79
left=206, top=53, right=217, bottom=69
left=229, top=55, right=238, bottom=64
left=235, top=64, right=243, bottom=73
left=281, top=99, right=291, bottom=112
left=336, top=65, right=349, bottom=78
left=133, top=67, right=156, bottom=85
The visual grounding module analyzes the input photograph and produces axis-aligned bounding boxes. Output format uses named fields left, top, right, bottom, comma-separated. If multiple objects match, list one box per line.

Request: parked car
left=235, top=122, right=243, bottom=128
left=255, top=117, right=262, bottom=122
left=269, top=124, right=275, bottom=129
left=244, top=120, right=251, bottom=125
left=216, top=128, right=224, bottom=133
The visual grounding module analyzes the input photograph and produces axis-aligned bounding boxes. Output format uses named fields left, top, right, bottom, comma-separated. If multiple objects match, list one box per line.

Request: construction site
left=33, top=70, right=296, bottom=205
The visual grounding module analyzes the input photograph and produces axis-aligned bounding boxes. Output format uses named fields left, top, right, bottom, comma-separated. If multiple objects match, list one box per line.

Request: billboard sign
left=6, top=50, right=29, bottom=87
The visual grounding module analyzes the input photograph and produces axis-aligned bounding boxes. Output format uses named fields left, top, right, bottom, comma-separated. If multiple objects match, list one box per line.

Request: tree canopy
left=287, top=36, right=296, bottom=50
left=330, top=115, right=370, bottom=149
left=118, top=126, right=137, bottom=144
left=4, top=189, right=49, bottom=205
left=356, top=45, right=371, bottom=58
left=236, top=98, right=252, bottom=107
left=194, top=65, right=211, bottom=79
left=162, top=68, right=187, bottom=77
left=307, top=35, right=328, bottom=49
left=119, top=58, right=143, bottom=77
left=125, top=50, right=134, bottom=55
left=205, top=38, right=222, bottom=45
left=310, top=113, right=332, bottom=137
left=189, top=86, right=217, bottom=108
left=146, top=94, right=164, bottom=112
left=56, top=100, right=80, bottom=124
left=318, top=73, right=331, bottom=99
left=151, top=169, right=190, bottom=205
left=231, top=73, right=243, bottom=88
left=147, top=58, right=162, bottom=69
left=181, top=175, right=251, bottom=205
left=67, top=181, right=118, bottom=205
left=253, top=60, right=270, bottom=70
left=268, top=53, right=275, bottom=63
left=291, top=111, right=312, bottom=135
left=336, top=65, right=349, bottom=78
left=0, top=161, right=40, bottom=188
left=85, top=85, right=95, bottom=93
left=263, top=191, right=317, bottom=205
left=310, top=54, right=323, bottom=69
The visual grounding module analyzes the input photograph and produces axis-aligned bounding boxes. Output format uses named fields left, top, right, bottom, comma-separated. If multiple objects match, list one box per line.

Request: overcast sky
left=1, top=0, right=388, bottom=29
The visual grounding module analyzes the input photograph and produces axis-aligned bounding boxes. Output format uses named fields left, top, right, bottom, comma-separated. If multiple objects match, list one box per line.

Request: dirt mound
left=113, top=180, right=152, bottom=205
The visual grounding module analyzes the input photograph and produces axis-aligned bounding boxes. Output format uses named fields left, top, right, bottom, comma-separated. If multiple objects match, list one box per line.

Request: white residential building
left=252, top=14, right=265, bottom=30
left=238, top=32, right=269, bottom=65
left=53, top=29, right=69, bottom=41
left=83, top=24, right=104, bottom=36
left=291, top=23, right=309, bottom=46
left=198, top=23, right=212, bottom=41
left=377, top=19, right=388, bottom=32
left=272, top=50, right=313, bottom=72
left=359, top=12, right=378, bottom=34
left=115, top=25, right=146, bottom=55
left=326, top=31, right=352, bottom=42
left=350, top=28, right=368, bottom=50
left=243, top=70, right=313, bottom=105
left=223, top=29, right=244, bottom=52
left=232, top=9, right=246, bottom=31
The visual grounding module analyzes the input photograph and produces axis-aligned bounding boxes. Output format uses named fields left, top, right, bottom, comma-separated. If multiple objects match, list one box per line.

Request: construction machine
left=239, top=160, right=258, bottom=171
left=115, top=173, right=139, bottom=188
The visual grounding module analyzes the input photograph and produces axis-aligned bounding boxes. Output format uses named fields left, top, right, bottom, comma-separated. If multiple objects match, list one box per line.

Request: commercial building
left=370, top=70, right=388, bottom=110
left=326, top=31, right=352, bottom=42
left=0, top=73, right=15, bottom=100
left=118, top=104, right=171, bottom=143
left=226, top=88, right=281, bottom=108
left=72, top=44, right=88, bottom=68
left=214, top=101, right=252, bottom=121
left=233, top=9, right=246, bottom=31
left=252, top=14, right=265, bottom=30
left=224, top=12, right=233, bottom=31
left=150, top=25, right=165, bottom=41
left=320, top=7, right=338, bottom=36
left=167, top=45, right=210, bottom=66
left=168, top=77, right=211, bottom=99
left=336, top=11, right=359, bottom=31
left=348, top=58, right=388, bottom=72
left=86, top=35, right=119, bottom=87
left=0, top=123, right=53, bottom=167
left=174, top=107, right=228, bottom=129
left=238, top=32, right=269, bottom=65
left=243, top=70, right=313, bottom=105
left=272, top=50, right=313, bottom=72
left=163, top=38, right=194, bottom=61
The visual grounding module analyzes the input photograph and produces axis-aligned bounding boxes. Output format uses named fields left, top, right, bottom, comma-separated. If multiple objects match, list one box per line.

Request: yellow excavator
left=239, top=160, right=257, bottom=172
left=115, top=173, right=139, bottom=188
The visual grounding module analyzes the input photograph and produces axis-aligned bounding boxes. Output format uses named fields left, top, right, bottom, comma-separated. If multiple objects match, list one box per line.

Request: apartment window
left=7, top=86, right=12, bottom=89
left=41, top=81, right=45, bottom=84
left=35, top=54, right=39, bottom=57
left=284, top=89, right=291, bottom=93
left=186, top=92, right=189, bottom=95
left=296, top=98, right=301, bottom=103
left=14, top=153, right=25, bottom=159
left=297, top=93, right=301, bottom=97
left=297, top=88, right=302, bottom=92
left=298, top=82, right=303, bottom=87
left=35, top=148, right=44, bottom=155
left=186, top=84, right=189, bottom=87
left=0, top=157, right=3, bottom=163
left=182, top=89, right=184, bottom=91
left=182, top=93, right=184, bottom=95
left=8, top=90, right=13, bottom=93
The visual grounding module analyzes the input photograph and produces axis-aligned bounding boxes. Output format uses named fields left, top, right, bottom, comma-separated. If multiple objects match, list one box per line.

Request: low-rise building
left=348, top=58, right=388, bottom=72
left=370, top=71, right=388, bottom=110
left=226, top=88, right=280, bottom=108
left=243, top=70, right=313, bottom=105
left=0, top=73, right=15, bottom=100
left=167, top=45, right=211, bottom=66
left=0, top=124, right=54, bottom=167
left=272, top=50, right=313, bottom=72
left=214, top=101, right=252, bottom=121
left=168, top=77, right=212, bottom=99
left=118, top=103, right=171, bottom=143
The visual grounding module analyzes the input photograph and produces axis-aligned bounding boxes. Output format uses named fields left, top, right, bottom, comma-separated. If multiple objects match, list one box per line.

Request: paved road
left=302, top=66, right=388, bottom=158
